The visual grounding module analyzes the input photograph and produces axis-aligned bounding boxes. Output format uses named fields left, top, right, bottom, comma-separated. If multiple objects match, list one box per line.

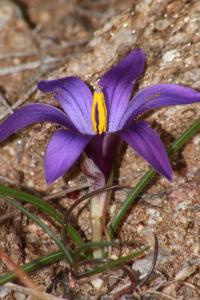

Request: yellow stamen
left=91, top=91, right=107, bottom=134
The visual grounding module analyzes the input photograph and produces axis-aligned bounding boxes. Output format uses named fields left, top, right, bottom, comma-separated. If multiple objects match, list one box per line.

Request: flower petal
left=45, top=129, right=91, bottom=183
left=120, top=84, right=200, bottom=128
left=38, top=76, right=93, bottom=134
left=99, top=48, right=146, bottom=131
left=0, top=104, right=74, bottom=142
left=119, top=121, right=172, bottom=180
left=85, top=133, right=121, bottom=180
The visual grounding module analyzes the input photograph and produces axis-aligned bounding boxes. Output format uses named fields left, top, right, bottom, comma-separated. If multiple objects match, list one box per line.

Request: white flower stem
left=81, top=154, right=113, bottom=258
left=90, top=174, right=112, bottom=258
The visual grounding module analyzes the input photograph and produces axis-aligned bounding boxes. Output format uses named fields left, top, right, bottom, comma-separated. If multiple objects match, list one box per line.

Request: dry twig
left=44, top=183, right=90, bottom=201
left=4, top=283, right=69, bottom=300
left=145, top=290, right=177, bottom=300
left=0, top=249, right=37, bottom=290
left=0, top=249, right=69, bottom=300
left=0, top=57, right=62, bottom=77
left=182, top=281, right=200, bottom=296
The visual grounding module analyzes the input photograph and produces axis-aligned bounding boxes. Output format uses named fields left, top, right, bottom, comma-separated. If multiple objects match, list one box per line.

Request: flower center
left=91, top=90, right=107, bottom=134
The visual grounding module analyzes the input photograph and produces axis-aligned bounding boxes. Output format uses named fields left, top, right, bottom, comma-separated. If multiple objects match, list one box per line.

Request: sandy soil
left=0, top=0, right=199, bottom=299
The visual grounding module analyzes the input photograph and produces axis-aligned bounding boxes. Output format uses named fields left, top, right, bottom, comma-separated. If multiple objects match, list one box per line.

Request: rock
left=1, top=0, right=200, bottom=190
left=0, top=286, right=9, bottom=298
left=175, top=265, right=197, bottom=281
left=0, top=2, right=200, bottom=298
left=13, top=292, right=26, bottom=300
left=91, top=277, right=104, bottom=290
left=132, top=247, right=174, bottom=279
left=162, top=49, right=180, bottom=63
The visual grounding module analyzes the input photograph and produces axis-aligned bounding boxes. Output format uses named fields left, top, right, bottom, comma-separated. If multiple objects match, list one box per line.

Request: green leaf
left=3, top=196, right=74, bottom=266
left=0, top=247, right=147, bottom=284
left=0, top=251, right=64, bottom=285
left=74, top=240, right=118, bottom=256
left=73, top=240, right=119, bottom=261
left=0, top=185, right=84, bottom=247
left=75, top=247, right=148, bottom=278
left=0, top=118, right=199, bottom=285
left=109, top=117, right=200, bottom=237
left=0, top=185, right=63, bottom=223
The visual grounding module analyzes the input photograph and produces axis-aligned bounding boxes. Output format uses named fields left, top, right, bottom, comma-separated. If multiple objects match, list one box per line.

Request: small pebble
left=91, top=277, right=104, bottom=290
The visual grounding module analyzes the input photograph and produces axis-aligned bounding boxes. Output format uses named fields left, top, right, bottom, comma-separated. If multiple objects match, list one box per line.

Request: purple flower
left=1, top=49, right=200, bottom=183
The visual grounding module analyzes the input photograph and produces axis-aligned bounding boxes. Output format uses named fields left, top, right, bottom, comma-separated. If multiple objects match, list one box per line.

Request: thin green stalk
left=0, top=185, right=84, bottom=247
left=0, top=185, right=63, bottom=223
left=73, top=240, right=117, bottom=262
left=109, top=117, right=200, bottom=237
left=67, top=225, right=84, bottom=247
left=5, top=197, right=73, bottom=266
left=75, top=247, right=148, bottom=278
left=0, top=247, right=146, bottom=285
left=74, top=240, right=118, bottom=256
left=0, top=251, right=64, bottom=285
left=0, top=118, right=199, bottom=285
left=167, top=117, right=200, bottom=154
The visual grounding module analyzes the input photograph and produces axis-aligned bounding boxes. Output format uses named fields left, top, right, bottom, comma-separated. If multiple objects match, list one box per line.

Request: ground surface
left=0, top=0, right=200, bottom=299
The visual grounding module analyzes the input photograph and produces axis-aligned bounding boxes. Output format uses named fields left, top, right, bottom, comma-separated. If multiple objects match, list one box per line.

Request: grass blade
left=0, top=185, right=84, bottom=247
left=74, top=247, right=148, bottom=278
left=109, top=117, right=200, bottom=237
left=0, top=249, right=38, bottom=290
left=0, top=251, right=64, bottom=285
left=74, top=240, right=118, bottom=256
left=0, top=185, right=63, bottom=223
left=3, top=196, right=73, bottom=265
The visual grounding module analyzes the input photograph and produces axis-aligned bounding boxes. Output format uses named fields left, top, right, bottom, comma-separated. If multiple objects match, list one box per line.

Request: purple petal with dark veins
left=45, top=129, right=92, bottom=183
left=99, top=48, right=146, bottom=131
left=38, top=76, right=94, bottom=134
left=119, top=121, right=172, bottom=180
left=120, top=84, right=200, bottom=128
left=0, top=104, right=74, bottom=142
left=85, top=133, right=121, bottom=180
